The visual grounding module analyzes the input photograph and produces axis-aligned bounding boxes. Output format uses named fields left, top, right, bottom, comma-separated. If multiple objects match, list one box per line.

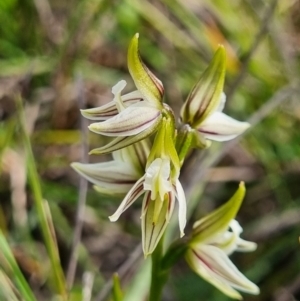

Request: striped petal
left=88, top=102, right=162, bottom=137
left=109, top=176, right=145, bottom=222
left=141, top=191, right=175, bottom=256
left=81, top=90, right=143, bottom=121
left=71, top=161, right=139, bottom=195
left=112, top=139, right=150, bottom=176
left=186, top=245, right=259, bottom=299
left=198, top=112, right=250, bottom=142
left=206, top=220, right=257, bottom=256
left=89, top=122, right=160, bottom=155
left=174, top=179, right=187, bottom=237
left=143, top=158, right=172, bottom=201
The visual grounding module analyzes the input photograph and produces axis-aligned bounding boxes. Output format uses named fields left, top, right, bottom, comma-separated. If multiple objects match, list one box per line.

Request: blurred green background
left=0, top=0, right=300, bottom=300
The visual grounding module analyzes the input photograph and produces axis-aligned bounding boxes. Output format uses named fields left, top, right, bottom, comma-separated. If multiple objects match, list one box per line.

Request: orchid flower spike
left=180, top=46, right=250, bottom=146
left=185, top=182, right=259, bottom=299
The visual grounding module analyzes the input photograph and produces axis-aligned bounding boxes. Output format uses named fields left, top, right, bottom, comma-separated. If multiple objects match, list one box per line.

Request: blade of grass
left=111, top=273, right=123, bottom=301
left=0, top=269, right=20, bottom=301
left=0, top=230, right=37, bottom=301
left=16, top=97, right=67, bottom=300
left=126, top=0, right=198, bottom=52
left=0, top=117, right=16, bottom=175
left=0, top=56, right=55, bottom=77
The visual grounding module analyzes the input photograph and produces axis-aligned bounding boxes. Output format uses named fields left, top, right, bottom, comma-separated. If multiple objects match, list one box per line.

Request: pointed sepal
left=89, top=122, right=160, bottom=155
left=88, top=102, right=162, bottom=137
left=146, top=114, right=180, bottom=180
left=185, top=245, right=260, bottom=299
left=180, top=45, right=226, bottom=128
left=191, top=182, right=245, bottom=245
left=141, top=191, right=175, bottom=256
left=174, top=179, right=186, bottom=237
left=128, top=33, right=164, bottom=108
left=109, top=176, right=145, bottom=222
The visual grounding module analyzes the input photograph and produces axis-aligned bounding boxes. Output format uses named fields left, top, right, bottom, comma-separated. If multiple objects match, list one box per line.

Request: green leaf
left=16, top=98, right=67, bottom=299
left=0, top=231, right=37, bottom=301
left=112, top=273, right=123, bottom=301
left=0, top=269, right=21, bottom=301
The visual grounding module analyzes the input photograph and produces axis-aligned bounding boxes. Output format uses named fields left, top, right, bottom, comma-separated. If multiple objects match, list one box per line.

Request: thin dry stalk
left=66, top=75, right=89, bottom=289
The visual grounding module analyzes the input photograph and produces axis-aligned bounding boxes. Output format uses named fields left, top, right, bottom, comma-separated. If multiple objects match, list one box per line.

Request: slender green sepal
left=164, top=117, right=180, bottom=179
left=142, top=191, right=175, bottom=257
left=190, top=182, right=245, bottom=245
left=146, top=111, right=180, bottom=179
left=89, top=122, right=160, bottom=155
left=180, top=45, right=226, bottom=127
left=128, top=33, right=163, bottom=108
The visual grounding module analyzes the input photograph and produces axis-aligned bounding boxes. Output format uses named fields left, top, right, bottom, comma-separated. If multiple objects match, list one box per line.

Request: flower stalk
left=148, top=236, right=169, bottom=301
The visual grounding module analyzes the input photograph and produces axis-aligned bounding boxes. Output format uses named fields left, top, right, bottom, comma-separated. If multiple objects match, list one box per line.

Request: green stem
left=148, top=236, right=169, bottom=301
left=17, top=99, right=67, bottom=300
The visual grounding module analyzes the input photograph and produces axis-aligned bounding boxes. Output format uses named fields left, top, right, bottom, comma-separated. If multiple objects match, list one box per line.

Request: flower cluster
left=72, top=33, right=257, bottom=298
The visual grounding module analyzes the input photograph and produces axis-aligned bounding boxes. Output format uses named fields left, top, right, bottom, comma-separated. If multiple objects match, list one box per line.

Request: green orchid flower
left=185, top=182, right=259, bottom=299
left=81, top=34, right=164, bottom=155
left=180, top=46, right=250, bottom=146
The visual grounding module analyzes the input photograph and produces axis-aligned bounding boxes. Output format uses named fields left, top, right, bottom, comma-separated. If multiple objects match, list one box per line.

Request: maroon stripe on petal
left=99, top=111, right=161, bottom=134
left=192, top=249, right=235, bottom=283
left=198, top=129, right=218, bottom=136
left=143, top=62, right=164, bottom=97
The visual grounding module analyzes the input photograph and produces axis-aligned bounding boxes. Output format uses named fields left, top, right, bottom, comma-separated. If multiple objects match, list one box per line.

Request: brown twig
left=32, top=0, right=63, bottom=45
left=66, top=75, right=89, bottom=289
left=94, top=243, right=143, bottom=301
